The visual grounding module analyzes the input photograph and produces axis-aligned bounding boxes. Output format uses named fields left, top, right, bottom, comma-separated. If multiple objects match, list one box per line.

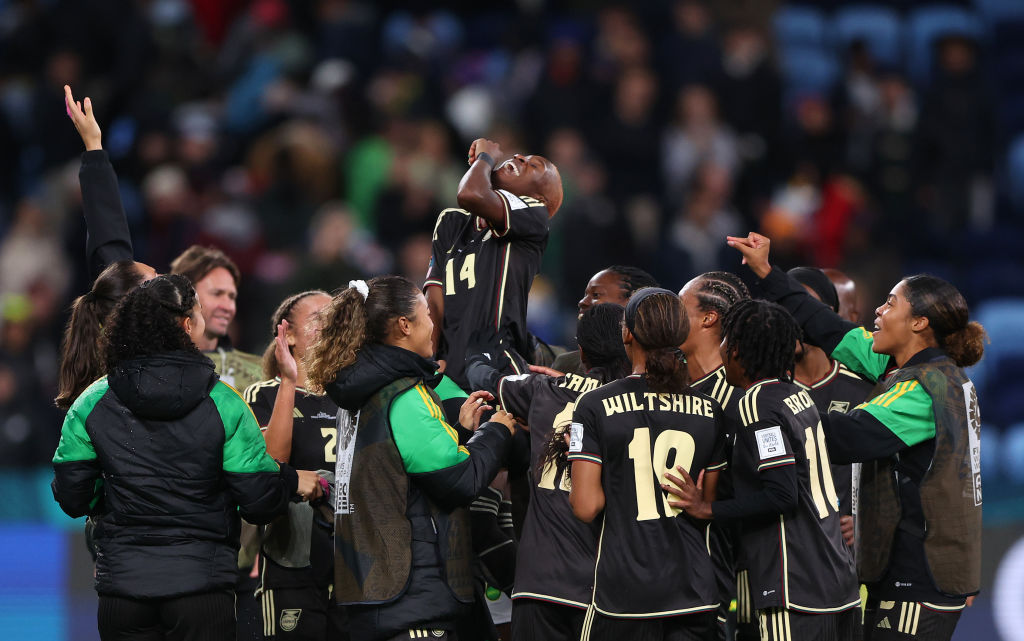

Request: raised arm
left=65, top=85, right=133, bottom=279
left=457, top=138, right=507, bottom=228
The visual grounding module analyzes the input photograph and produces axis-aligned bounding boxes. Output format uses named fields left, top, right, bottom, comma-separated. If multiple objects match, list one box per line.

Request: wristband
left=476, top=152, right=496, bottom=169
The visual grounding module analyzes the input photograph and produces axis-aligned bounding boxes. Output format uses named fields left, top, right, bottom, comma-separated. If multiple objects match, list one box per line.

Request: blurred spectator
left=870, top=71, right=918, bottom=240
left=288, top=201, right=386, bottom=294
left=915, top=35, right=995, bottom=234
left=0, top=199, right=70, bottom=301
left=660, top=0, right=721, bottom=92
left=593, top=66, right=662, bottom=205
left=658, top=163, right=741, bottom=285
left=662, top=84, right=739, bottom=208
left=834, top=41, right=882, bottom=177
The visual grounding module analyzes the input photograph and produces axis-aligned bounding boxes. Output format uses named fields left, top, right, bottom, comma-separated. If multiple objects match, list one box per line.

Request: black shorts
left=510, top=599, right=586, bottom=641
left=863, top=599, right=963, bottom=641
left=97, top=590, right=234, bottom=641
left=259, top=585, right=346, bottom=639
left=758, top=607, right=858, bottom=641
left=581, top=609, right=716, bottom=641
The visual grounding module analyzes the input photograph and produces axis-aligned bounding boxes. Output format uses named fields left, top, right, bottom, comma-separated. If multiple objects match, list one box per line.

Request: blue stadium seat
left=906, top=5, right=984, bottom=86
left=974, top=0, right=1024, bottom=25
left=832, top=5, right=904, bottom=66
left=777, top=46, right=840, bottom=93
left=967, top=297, right=1024, bottom=394
left=1001, top=423, right=1024, bottom=484
left=774, top=6, right=829, bottom=49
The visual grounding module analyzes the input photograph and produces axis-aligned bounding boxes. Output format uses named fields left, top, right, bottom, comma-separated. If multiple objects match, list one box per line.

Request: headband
left=624, top=287, right=677, bottom=333
left=348, top=279, right=369, bottom=301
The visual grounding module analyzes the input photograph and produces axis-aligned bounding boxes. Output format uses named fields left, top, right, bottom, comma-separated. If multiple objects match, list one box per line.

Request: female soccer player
left=677, top=271, right=750, bottom=639
left=727, top=232, right=985, bottom=641
left=466, top=303, right=631, bottom=641
left=305, top=276, right=516, bottom=641
left=666, top=299, right=860, bottom=641
left=242, top=290, right=345, bottom=640
left=52, top=274, right=319, bottom=641
left=568, top=288, right=727, bottom=641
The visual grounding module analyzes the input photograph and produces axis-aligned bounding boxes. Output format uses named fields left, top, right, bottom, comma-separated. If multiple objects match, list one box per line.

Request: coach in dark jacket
left=52, top=274, right=320, bottom=641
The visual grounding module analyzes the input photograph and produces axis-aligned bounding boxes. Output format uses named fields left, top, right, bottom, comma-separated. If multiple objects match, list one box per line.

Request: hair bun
left=944, top=321, right=987, bottom=368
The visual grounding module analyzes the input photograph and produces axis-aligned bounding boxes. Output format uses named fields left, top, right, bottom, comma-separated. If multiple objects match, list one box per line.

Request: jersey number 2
left=804, top=421, right=839, bottom=519
left=628, top=427, right=696, bottom=521
left=321, top=428, right=337, bottom=463
left=445, top=254, right=476, bottom=294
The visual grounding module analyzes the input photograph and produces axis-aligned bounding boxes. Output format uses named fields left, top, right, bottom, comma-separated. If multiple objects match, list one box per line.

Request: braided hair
left=606, top=265, right=660, bottom=299
left=692, top=271, right=750, bottom=319
left=720, top=299, right=800, bottom=383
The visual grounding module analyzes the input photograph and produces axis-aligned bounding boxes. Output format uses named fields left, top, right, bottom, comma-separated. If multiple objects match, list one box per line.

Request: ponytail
left=305, top=276, right=423, bottom=393
left=55, top=261, right=143, bottom=410
left=943, top=321, right=987, bottom=368
left=644, top=347, right=689, bottom=393
left=304, top=288, right=367, bottom=393
left=624, top=288, right=690, bottom=393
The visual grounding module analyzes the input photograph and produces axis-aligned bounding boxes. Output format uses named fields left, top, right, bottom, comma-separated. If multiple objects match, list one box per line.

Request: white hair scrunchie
left=348, top=279, right=369, bottom=301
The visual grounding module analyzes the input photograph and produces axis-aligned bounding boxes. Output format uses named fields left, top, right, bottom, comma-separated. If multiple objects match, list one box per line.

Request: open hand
left=459, top=390, right=494, bottom=431
left=662, top=466, right=712, bottom=520
left=528, top=364, right=565, bottom=378
left=725, top=232, right=772, bottom=279
left=64, top=85, right=102, bottom=151
left=275, top=320, right=298, bottom=383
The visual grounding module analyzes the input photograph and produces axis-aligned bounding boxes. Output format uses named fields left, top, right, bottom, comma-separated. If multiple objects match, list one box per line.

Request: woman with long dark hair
left=567, top=288, right=727, bottom=641
left=305, top=276, right=515, bottom=641
left=727, top=232, right=986, bottom=641
left=52, top=274, right=320, bottom=641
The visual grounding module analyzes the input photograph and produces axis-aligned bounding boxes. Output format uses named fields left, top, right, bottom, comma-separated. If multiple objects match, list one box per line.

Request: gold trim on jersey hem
left=592, top=603, right=719, bottom=618
left=920, top=601, right=967, bottom=612
left=510, top=592, right=589, bottom=609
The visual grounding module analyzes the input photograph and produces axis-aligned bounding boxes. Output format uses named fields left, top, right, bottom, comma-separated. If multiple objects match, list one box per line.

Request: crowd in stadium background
left=0, top=0, right=1023, bottom=567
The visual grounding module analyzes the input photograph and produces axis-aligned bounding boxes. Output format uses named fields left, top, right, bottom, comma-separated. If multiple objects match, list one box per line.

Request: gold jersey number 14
left=445, top=254, right=476, bottom=295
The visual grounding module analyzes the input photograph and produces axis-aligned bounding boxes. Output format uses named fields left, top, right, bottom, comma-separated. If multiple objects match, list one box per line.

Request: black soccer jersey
left=567, top=375, right=727, bottom=618
left=499, top=371, right=604, bottom=609
left=244, top=378, right=339, bottom=589
left=424, top=190, right=550, bottom=390
left=730, top=378, right=859, bottom=614
left=690, top=366, right=744, bottom=611
left=795, top=361, right=873, bottom=516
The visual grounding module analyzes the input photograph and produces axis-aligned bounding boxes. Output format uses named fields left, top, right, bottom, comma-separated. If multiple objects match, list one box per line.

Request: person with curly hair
left=726, top=232, right=987, bottom=641
left=52, top=274, right=322, bottom=641
left=568, top=288, right=727, bottom=641
left=306, top=276, right=516, bottom=641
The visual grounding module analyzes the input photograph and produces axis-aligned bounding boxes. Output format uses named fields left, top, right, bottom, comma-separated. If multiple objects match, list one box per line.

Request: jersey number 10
left=445, top=254, right=476, bottom=294
left=628, top=427, right=696, bottom=521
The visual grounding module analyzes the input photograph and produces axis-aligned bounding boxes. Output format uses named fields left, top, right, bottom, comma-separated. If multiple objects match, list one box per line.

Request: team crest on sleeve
left=827, top=400, right=850, bottom=414
left=754, top=426, right=785, bottom=460
left=568, top=422, right=583, bottom=453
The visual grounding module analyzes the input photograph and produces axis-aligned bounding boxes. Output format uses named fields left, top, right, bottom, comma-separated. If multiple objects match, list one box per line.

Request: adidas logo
left=877, top=617, right=892, bottom=629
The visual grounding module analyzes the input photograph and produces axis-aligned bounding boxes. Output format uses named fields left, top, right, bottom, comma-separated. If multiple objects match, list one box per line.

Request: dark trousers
left=863, top=600, right=962, bottom=641
left=97, top=590, right=235, bottom=641
left=510, top=599, right=586, bottom=641
left=582, top=610, right=716, bottom=641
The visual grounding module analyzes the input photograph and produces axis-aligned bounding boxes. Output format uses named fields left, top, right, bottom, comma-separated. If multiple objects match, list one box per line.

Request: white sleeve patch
left=568, top=422, right=584, bottom=453
left=754, top=426, right=786, bottom=460
left=496, top=188, right=528, bottom=210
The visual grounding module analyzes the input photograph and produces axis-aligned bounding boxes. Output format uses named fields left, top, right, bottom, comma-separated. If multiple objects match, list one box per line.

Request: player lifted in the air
left=424, top=138, right=563, bottom=391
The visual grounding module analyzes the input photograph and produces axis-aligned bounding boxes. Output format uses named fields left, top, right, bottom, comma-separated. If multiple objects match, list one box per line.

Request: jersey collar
left=794, top=359, right=840, bottom=390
